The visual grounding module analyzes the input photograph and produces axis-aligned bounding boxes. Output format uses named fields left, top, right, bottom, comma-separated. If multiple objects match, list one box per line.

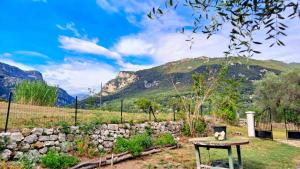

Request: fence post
left=75, top=96, right=78, bottom=126
left=4, top=92, right=12, bottom=133
left=120, top=99, right=123, bottom=123
left=173, top=105, right=176, bottom=121
left=148, top=106, right=151, bottom=121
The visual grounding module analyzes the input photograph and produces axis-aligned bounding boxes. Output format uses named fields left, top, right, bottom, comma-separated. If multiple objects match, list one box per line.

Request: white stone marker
left=246, top=111, right=255, bottom=137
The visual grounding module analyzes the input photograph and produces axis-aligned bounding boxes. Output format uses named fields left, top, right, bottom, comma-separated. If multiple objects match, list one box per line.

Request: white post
left=246, top=111, right=255, bottom=137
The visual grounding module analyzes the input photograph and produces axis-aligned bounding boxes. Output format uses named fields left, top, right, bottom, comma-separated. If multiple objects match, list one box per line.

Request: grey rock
left=44, top=128, right=54, bottom=135
left=66, top=134, right=75, bottom=141
left=58, top=133, right=66, bottom=142
left=97, top=144, right=104, bottom=150
left=0, top=149, right=12, bottom=161
left=13, top=151, right=24, bottom=159
left=32, top=128, right=43, bottom=136
left=44, top=141, right=55, bottom=146
left=10, top=132, right=24, bottom=142
left=20, top=143, right=30, bottom=151
left=24, top=134, right=38, bottom=144
left=103, top=141, right=113, bottom=148
left=70, top=126, right=79, bottom=133
left=39, top=136, right=50, bottom=141
left=108, top=124, right=118, bottom=130
left=50, top=135, right=58, bottom=141
left=39, top=147, right=48, bottom=154
left=7, top=142, right=17, bottom=150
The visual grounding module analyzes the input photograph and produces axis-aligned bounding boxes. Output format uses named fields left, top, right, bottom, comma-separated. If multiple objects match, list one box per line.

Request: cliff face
left=101, top=71, right=138, bottom=96
left=0, top=62, right=75, bottom=106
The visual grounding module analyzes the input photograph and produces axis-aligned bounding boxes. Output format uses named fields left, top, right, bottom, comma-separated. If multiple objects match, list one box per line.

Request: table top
left=189, top=137, right=249, bottom=147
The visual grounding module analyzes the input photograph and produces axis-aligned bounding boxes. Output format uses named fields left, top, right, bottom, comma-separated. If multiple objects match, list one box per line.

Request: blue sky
left=0, top=0, right=299, bottom=95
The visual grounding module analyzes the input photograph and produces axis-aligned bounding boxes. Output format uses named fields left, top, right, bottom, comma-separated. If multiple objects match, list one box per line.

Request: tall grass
left=14, top=80, right=58, bottom=106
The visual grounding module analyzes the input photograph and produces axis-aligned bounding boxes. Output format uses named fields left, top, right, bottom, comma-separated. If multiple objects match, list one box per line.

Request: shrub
left=14, top=80, right=58, bottom=106
left=181, top=123, right=191, bottom=136
left=75, top=136, right=99, bottom=158
left=154, top=133, right=176, bottom=146
left=114, top=137, right=129, bottom=153
left=41, top=150, right=79, bottom=169
left=113, top=133, right=153, bottom=157
left=193, top=119, right=207, bottom=135
left=18, top=153, right=40, bottom=169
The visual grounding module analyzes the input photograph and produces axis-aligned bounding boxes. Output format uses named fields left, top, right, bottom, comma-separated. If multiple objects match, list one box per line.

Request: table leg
left=236, top=145, right=243, bottom=169
left=228, top=147, right=234, bottom=169
left=194, top=145, right=201, bottom=169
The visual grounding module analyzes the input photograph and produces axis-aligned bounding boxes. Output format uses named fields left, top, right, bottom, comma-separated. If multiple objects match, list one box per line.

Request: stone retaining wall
left=0, top=121, right=183, bottom=161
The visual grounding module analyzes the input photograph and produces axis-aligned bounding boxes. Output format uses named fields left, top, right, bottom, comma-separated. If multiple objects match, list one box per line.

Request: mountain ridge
left=0, top=62, right=75, bottom=106
left=96, top=57, right=299, bottom=110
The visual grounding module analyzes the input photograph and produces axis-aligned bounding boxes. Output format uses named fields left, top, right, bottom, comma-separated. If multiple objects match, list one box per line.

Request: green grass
left=139, top=126, right=300, bottom=169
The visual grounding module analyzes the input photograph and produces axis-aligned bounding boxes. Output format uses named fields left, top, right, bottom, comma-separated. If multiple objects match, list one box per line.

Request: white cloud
left=59, top=36, right=121, bottom=59
left=15, top=50, right=49, bottom=59
left=40, top=58, right=117, bottom=95
left=0, top=52, right=12, bottom=57
left=114, top=38, right=154, bottom=56
left=0, top=59, right=35, bottom=71
left=56, top=22, right=81, bottom=37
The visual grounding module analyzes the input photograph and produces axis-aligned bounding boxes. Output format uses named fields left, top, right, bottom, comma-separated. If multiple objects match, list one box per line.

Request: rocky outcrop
left=102, top=71, right=138, bottom=96
left=0, top=62, right=75, bottom=106
left=0, top=121, right=183, bottom=161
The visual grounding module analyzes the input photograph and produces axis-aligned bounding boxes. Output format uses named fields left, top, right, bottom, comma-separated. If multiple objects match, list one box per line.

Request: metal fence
left=0, top=93, right=177, bottom=131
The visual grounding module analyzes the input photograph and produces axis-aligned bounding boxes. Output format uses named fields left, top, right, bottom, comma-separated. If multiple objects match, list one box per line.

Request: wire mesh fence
left=0, top=93, right=177, bottom=131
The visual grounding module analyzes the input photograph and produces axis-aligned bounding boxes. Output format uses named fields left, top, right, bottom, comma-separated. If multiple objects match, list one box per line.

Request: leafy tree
left=134, top=98, right=160, bottom=113
left=14, top=80, right=58, bottom=106
left=254, top=70, right=300, bottom=121
left=212, top=78, right=241, bottom=124
left=149, top=0, right=300, bottom=57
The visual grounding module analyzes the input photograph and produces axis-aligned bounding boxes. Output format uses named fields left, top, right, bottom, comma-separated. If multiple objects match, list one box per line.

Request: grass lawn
left=104, top=126, right=300, bottom=169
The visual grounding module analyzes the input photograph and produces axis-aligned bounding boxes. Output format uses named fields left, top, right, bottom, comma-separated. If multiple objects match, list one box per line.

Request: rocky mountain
left=97, top=57, right=299, bottom=105
left=0, top=62, right=75, bottom=106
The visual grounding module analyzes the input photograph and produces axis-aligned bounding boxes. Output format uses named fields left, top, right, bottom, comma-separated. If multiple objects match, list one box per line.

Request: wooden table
left=189, top=137, right=249, bottom=169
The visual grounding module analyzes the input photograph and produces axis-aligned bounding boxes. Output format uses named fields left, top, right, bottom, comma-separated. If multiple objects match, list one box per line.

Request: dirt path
left=274, top=139, right=300, bottom=148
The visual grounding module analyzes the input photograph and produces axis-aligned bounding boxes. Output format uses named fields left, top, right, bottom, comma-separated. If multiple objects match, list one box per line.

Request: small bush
left=18, top=153, right=40, bottom=169
left=154, top=133, right=176, bottom=146
left=75, top=136, right=99, bottom=158
left=114, top=137, right=129, bottom=153
left=193, top=119, right=207, bottom=135
left=41, top=150, right=79, bottom=169
left=181, top=123, right=191, bottom=136
left=113, top=133, right=153, bottom=157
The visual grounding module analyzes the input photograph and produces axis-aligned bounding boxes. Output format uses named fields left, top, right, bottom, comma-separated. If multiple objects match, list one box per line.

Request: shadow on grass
left=205, top=159, right=265, bottom=169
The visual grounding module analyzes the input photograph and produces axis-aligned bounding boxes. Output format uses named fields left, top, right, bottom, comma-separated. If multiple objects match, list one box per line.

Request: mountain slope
left=0, top=62, right=75, bottom=106
left=96, top=57, right=299, bottom=109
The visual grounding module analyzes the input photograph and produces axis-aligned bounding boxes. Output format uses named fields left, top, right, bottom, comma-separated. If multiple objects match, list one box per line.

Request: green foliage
left=154, top=133, right=176, bottom=146
left=181, top=123, right=191, bottom=136
left=149, top=1, right=299, bottom=57
left=113, top=137, right=129, bottom=153
left=79, top=118, right=103, bottom=134
left=113, top=133, right=153, bottom=157
left=14, top=80, right=58, bottom=106
left=75, top=136, right=99, bottom=158
left=212, top=78, right=240, bottom=124
left=56, top=121, right=70, bottom=134
left=41, top=150, right=79, bottom=169
left=254, top=70, right=300, bottom=122
left=134, top=98, right=160, bottom=113
left=18, top=153, right=40, bottom=169
left=193, top=118, right=207, bottom=135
